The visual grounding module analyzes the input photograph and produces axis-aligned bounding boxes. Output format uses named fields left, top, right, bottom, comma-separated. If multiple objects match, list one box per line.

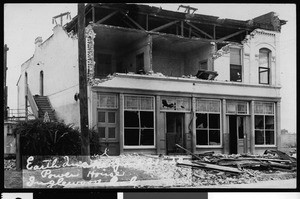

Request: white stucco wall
left=213, top=29, right=280, bottom=87
left=17, top=25, right=80, bottom=126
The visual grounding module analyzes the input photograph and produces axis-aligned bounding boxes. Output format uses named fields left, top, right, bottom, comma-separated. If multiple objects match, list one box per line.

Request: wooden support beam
left=121, top=11, right=145, bottom=30
left=146, top=14, right=149, bottom=30
left=151, top=20, right=179, bottom=32
left=92, top=6, right=95, bottom=22
left=213, top=25, right=216, bottom=39
left=121, top=18, right=135, bottom=29
left=96, top=10, right=119, bottom=24
left=78, top=3, right=91, bottom=181
left=216, top=30, right=246, bottom=42
left=181, top=21, right=184, bottom=36
left=186, top=22, right=213, bottom=39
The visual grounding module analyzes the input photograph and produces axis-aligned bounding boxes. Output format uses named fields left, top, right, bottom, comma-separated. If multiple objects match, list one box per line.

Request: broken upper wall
left=65, top=3, right=286, bottom=44
left=213, top=28, right=280, bottom=87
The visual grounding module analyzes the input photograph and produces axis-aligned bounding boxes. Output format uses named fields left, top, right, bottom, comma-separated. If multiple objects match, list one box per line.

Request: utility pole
left=78, top=3, right=91, bottom=180
left=4, top=44, right=9, bottom=120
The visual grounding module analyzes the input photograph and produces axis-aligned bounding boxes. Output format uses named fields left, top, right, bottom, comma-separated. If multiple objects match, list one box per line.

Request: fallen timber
left=175, top=144, right=296, bottom=173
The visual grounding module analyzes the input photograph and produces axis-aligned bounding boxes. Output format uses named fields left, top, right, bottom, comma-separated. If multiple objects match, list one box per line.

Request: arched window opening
left=40, top=71, right=44, bottom=96
left=259, top=48, right=271, bottom=84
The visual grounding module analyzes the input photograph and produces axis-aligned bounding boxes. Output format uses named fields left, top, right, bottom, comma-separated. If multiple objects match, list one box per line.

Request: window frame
left=230, top=47, right=243, bottom=82
left=254, top=102, right=276, bottom=147
left=226, top=101, right=249, bottom=115
left=123, top=95, right=156, bottom=149
left=195, top=99, right=222, bottom=148
left=97, top=110, right=118, bottom=142
left=258, top=48, right=271, bottom=85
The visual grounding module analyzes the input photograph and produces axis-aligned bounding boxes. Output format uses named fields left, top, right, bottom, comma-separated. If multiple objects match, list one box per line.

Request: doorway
left=166, top=113, right=185, bottom=154
left=229, top=115, right=246, bottom=154
left=40, top=71, right=44, bottom=96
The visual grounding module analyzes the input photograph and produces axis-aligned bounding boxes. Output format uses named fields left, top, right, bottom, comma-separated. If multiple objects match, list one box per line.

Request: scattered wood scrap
left=177, top=162, right=243, bottom=174
left=175, top=145, right=297, bottom=173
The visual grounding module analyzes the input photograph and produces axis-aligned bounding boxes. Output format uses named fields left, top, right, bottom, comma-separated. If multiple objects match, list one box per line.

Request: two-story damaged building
left=17, top=3, right=286, bottom=155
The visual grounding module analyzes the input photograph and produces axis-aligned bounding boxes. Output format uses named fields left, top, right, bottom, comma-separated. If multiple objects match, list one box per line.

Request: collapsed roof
left=65, top=3, right=286, bottom=44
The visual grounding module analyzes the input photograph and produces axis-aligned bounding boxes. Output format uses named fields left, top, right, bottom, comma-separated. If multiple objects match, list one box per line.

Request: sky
left=4, top=3, right=296, bottom=133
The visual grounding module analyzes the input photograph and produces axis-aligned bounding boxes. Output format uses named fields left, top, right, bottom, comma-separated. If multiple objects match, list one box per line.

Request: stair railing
left=27, top=87, right=39, bottom=119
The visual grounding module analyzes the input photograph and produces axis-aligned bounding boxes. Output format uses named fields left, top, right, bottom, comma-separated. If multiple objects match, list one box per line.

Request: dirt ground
left=4, top=154, right=297, bottom=188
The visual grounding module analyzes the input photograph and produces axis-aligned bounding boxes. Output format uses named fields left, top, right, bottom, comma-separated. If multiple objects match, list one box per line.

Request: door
left=229, top=116, right=246, bottom=154
left=166, top=113, right=184, bottom=154
left=237, top=116, right=245, bottom=154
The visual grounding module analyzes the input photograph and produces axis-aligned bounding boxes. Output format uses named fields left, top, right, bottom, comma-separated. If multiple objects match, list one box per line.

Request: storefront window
left=254, top=102, right=275, bottom=145
left=124, top=95, right=155, bottom=147
left=196, top=99, right=221, bottom=146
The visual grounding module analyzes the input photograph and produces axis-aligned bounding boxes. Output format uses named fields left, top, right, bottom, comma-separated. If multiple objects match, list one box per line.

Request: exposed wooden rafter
left=120, top=11, right=145, bottom=30
left=186, top=22, right=213, bottom=39
left=151, top=20, right=179, bottom=32
left=96, top=10, right=119, bottom=24
left=216, top=30, right=246, bottom=42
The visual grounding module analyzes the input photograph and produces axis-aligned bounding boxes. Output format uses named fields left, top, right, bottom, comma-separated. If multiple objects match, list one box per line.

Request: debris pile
left=4, top=159, right=16, bottom=170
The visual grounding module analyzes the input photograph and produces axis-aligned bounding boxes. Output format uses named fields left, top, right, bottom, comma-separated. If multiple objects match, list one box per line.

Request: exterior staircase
left=33, top=95, right=57, bottom=121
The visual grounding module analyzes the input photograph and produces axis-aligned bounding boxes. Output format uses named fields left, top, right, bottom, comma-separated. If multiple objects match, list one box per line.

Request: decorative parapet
left=85, top=25, right=96, bottom=86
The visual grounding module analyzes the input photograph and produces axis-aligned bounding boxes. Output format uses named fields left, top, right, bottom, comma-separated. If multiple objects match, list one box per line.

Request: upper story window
left=259, top=48, right=271, bottom=84
left=230, top=48, right=242, bottom=82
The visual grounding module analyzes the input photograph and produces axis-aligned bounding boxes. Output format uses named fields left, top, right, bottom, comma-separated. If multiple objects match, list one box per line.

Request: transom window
left=124, top=95, right=155, bottom=147
left=259, top=48, right=271, bottom=84
left=226, top=101, right=248, bottom=114
left=196, top=99, right=221, bottom=146
left=97, top=93, right=118, bottom=109
left=254, top=102, right=275, bottom=145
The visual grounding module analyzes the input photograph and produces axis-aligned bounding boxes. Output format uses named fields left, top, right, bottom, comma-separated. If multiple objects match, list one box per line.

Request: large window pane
left=259, top=67, right=269, bottom=84
left=255, top=130, right=264, bottom=145
left=124, top=111, right=139, bottom=127
left=255, top=115, right=264, bottom=129
left=196, top=130, right=208, bottom=145
left=209, top=114, right=220, bottom=129
left=196, top=113, right=207, bottom=128
left=209, top=130, right=220, bottom=145
left=140, top=111, right=154, bottom=128
left=230, top=65, right=242, bottom=82
left=124, top=129, right=139, bottom=145
left=265, top=116, right=274, bottom=129
left=140, top=129, right=154, bottom=145
left=266, top=131, right=274, bottom=144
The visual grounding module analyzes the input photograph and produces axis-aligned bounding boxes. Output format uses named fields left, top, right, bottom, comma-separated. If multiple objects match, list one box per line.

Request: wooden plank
left=151, top=20, right=179, bottom=32
left=78, top=3, right=91, bottom=180
left=121, top=11, right=145, bottom=30
left=96, top=10, right=119, bottom=24
left=175, top=144, right=202, bottom=161
left=186, top=22, right=213, bottom=39
left=177, top=162, right=243, bottom=174
left=216, top=30, right=246, bottom=42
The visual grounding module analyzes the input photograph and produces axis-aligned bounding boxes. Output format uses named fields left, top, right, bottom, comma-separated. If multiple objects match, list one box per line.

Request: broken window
left=161, top=96, right=191, bottom=112
left=196, top=99, right=221, bottom=146
left=254, top=102, right=275, bottom=145
left=259, top=48, right=271, bottom=84
left=124, top=95, right=155, bottom=147
left=136, top=53, right=144, bottom=74
left=95, top=53, right=112, bottom=77
left=230, top=48, right=242, bottom=82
